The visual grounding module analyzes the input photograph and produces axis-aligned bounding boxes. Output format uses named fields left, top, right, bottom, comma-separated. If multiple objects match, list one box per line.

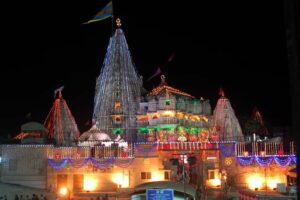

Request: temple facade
left=0, top=22, right=297, bottom=199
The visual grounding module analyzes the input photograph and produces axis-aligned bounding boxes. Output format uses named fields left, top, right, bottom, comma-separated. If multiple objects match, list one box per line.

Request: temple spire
left=213, top=90, right=244, bottom=141
left=44, top=90, right=80, bottom=146
left=116, top=18, right=122, bottom=27
left=93, top=26, right=142, bottom=142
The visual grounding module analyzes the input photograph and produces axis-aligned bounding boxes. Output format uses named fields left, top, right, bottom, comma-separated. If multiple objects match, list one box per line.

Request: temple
left=0, top=20, right=297, bottom=199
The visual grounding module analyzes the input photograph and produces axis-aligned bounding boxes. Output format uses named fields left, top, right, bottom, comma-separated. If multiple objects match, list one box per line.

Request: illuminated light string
left=236, top=156, right=254, bottom=166
left=47, top=157, right=134, bottom=170
left=274, top=156, right=291, bottom=168
left=68, top=159, right=90, bottom=168
left=134, top=143, right=157, bottom=156
left=114, top=158, right=134, bottom=168
left=90, top=157, right=114, bottom=169
left=291, top=155, right=297, bottom=164
left=236, top=156, right=296, bottom=168
left=48, top=159, right=69, bottom=170
left=219, top=143, right=235, bottom=157
left=255, top=156, right=273, bottom=168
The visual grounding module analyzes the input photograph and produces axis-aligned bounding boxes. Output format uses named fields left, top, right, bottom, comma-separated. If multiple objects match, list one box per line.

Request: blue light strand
left=114, top=158, right=134, bottom=168
left=48, top=157, right=135, bottom=170
left=274, top=156, right=291, bottom=168
left=220, top=143, right=235, bottom=157
left=47, top=159, right=68, bottom=170
left=291, top=156, right=297, bottom=164
left=236, top=157, right=254, bottom=166
left=69, top=158, right=90, bottom=168
left=255, top=156, right=273, bottom=168
left=135, top=143, right=157, bottom=156
left=237, top=156, right=296, bottom=168
left=90, top=157, right=114, bottom=169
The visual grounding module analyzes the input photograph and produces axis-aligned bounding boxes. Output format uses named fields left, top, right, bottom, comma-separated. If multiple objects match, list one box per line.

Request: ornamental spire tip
left=116, top=18, right=122, bottom=27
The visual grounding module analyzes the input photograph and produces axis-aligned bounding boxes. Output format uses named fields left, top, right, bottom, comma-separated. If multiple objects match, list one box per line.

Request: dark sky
left=0, top=1, right=291, bottom=135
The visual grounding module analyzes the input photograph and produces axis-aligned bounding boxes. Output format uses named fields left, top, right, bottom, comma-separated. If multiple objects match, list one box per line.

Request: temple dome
left=79, top=125, right=111, bottom=141
left=21, top=121, right=46, bottom=132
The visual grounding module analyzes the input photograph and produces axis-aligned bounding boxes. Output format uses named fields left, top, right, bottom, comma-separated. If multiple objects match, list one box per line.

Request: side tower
left=213, top=88, right=244, bottom=141
left=44, top=88, right=80, bottom=146
left=136, top=75, right=211, bottom=142
left=93, top=20, right=142, bottom=142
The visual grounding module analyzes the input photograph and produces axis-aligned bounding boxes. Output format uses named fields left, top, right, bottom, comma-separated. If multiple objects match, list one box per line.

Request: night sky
left=0, top=1, right=291, bottom=136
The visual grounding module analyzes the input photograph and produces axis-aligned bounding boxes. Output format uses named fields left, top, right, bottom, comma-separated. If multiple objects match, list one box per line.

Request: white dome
left=89, top=132, right=111, bottom=141
left=79, top=124, right=111, bottom=141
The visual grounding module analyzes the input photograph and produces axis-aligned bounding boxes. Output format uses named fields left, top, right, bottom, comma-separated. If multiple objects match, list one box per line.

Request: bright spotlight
left=59, top=187, right=68, bottom=196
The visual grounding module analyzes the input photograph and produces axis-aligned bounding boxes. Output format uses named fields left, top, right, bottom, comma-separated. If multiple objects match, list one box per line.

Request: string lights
left=220, top=143, right=235, bottom=157
left=47, top=157, right=134, bottom=170
left=236, top=155, right=296, bottom=168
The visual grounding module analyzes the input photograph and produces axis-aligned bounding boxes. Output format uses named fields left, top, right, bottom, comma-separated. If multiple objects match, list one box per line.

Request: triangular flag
left=84, top=1, right=113, bottom=24
left=147, top=67, right=162, bottom=81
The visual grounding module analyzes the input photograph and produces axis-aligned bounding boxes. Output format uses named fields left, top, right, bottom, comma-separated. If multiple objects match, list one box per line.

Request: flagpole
left=111, top=0, right=114, bottom=36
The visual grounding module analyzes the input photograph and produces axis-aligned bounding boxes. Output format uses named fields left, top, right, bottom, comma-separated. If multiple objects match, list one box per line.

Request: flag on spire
left=84, top=1, right=113, bottom=24
left=147, top=67, right=162, bottom=81
left=147, top=52, right=175, bottom=81
left=218, top=87, right=225, bottom=97
left=168, top=52, right=176, bottom=63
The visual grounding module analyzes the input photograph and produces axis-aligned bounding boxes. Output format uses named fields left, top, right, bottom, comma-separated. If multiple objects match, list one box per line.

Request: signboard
left=146, top=189, right=174, bottom=200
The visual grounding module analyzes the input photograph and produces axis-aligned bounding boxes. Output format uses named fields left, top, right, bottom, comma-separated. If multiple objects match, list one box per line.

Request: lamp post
left=183, top=161, right=186, bottom=200
left=173, top=153, right=187, bottom=200
left=59, top=187, right=70, bottom=200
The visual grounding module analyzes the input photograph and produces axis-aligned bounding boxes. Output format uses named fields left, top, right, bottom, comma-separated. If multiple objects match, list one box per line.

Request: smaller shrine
left=44, top=87, right=80, bottom=146
left=136, top=75, right=211, bottom=143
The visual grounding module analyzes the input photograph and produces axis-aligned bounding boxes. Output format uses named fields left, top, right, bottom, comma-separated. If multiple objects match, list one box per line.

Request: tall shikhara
left=93, top=27, right=142, bottom=142
left=44, top=91, right=80, bottom=146
left=213, top=89, right=244, bottom=141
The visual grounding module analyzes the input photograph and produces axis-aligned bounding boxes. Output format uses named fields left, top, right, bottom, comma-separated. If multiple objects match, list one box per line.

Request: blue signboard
left=146, top=189, right=174, bottom=200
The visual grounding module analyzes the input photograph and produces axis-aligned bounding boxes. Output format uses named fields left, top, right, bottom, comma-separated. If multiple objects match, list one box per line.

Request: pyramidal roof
left=213, top=89, right=244, bottom=141
left=147, top=75, right=194, bottom=98
left=44, top=90, right=80, bottom=146
left=251, top=107, right=269, bottom=136
left=251, top=107, right=264, bottom=125
left=93, top=25, right=142, bottom=142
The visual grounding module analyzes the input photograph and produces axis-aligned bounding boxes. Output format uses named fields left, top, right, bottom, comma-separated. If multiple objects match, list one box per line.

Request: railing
left=157, top=142, right=222, bottom=151
left=148, top=118, right=178, bottom=125
left=47, top=142, right=134, bottom=159
left=157, top=118, right=178, bottom=124
left=136, top=121, right=149, bottom=127
left=236, top=141, right=296, bottom=156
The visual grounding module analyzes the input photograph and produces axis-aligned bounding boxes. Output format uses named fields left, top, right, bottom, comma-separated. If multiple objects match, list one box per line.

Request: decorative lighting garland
left=274, top=156, right=291, bottom=168
left=90, top=157, right=114, bottom=169
left=68, top=158, right=90, bottom=168
left=47, top=157, right=134, bottom=170
left=114, top=158, right=134, bottom=168
left=48, top=159, right=69, bottom=170
left=236, top=156, right=254, bottom=166
left=236, top=155, right=296, bottom=168
left=291, top=156, right=297, bottom=164
left=135, top=143, right=157, bottom=156
left=220, top=143, right=235, bottom=157
left=255, top=156, right=273, bottom=168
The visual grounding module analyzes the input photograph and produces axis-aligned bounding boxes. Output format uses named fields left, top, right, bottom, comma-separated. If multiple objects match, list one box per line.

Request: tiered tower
left=93, top=20, right=142, bottom=142
left=213, top=88, right=244, bottom=141
left=44, top=88, right=80, bottom=146
left=136, top=75, right=211, bottom=142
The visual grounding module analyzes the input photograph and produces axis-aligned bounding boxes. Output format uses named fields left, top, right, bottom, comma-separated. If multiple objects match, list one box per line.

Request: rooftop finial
left=54, top=86, right=64, bottom=99
left=116, top=18, right=122, bottom=27
left=161, top=74, right=166, bottom=84
left=218, top=87, right=225, bottom=98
